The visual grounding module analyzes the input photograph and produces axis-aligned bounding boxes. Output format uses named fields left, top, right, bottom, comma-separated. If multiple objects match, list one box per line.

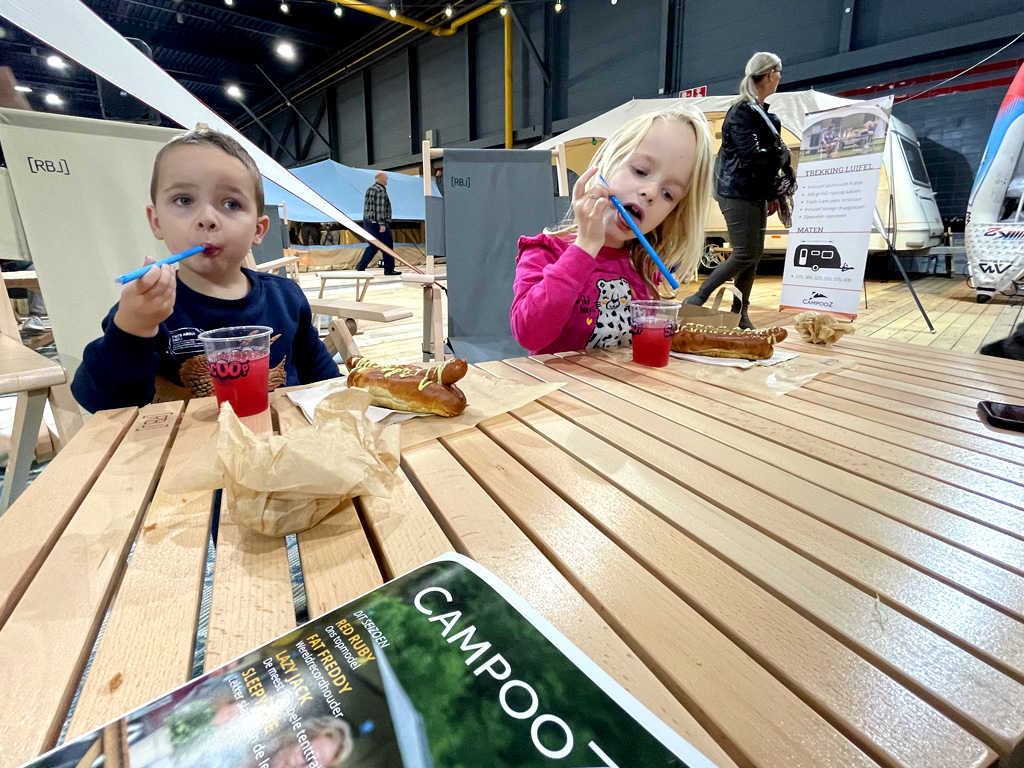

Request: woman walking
left=683, top=51, right=791, bottom=329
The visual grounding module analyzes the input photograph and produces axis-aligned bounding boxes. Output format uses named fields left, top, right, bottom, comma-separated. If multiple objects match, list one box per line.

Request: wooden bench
left=1, top=272, right=82, bottom=512
left=252, top=255, right=301, bottom=282
left=306, top=298, right=413, bottom=357
left=0, top=270, right=39, bottom=292
left=315, top=270, right=374, bottom=301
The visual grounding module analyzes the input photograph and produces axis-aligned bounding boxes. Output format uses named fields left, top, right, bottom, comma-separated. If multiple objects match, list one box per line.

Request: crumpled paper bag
left=168, top=389, right=400, bottom=536
left=794, top=311, right=855, bottom=346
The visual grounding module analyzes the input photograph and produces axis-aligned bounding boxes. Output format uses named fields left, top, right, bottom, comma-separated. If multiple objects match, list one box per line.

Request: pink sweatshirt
left=510, top=233, right=653, bottom=355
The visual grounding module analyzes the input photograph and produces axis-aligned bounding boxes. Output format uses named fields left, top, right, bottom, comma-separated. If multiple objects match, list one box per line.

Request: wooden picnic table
left=2, top=336, right=1024, bottom=768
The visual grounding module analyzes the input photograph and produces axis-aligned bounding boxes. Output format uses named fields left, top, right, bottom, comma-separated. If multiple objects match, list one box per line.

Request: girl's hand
left=572, top=168, right=612, bottom=258
left=113, top=258, right=177, bottom=338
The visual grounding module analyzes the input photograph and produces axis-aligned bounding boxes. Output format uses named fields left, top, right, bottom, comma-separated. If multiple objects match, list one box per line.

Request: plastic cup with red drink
left=629, top=300, right=680, bottom=367
left=197, top=325, right=273, bottom=417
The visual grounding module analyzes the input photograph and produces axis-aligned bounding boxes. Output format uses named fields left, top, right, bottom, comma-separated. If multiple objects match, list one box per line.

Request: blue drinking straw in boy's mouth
left=597, top=174, right=679, bottom=290
left=114, top=245, right=207, bottom=285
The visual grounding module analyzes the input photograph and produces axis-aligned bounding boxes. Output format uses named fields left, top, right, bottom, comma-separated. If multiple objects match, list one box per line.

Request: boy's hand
left=113, top=258, right=177, bottom=338
left=572, top=168, right=612, bottom=258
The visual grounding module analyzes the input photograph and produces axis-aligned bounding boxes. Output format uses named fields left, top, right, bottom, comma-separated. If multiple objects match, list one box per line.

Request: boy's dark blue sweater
left=72, top=269, right=339, bottom=413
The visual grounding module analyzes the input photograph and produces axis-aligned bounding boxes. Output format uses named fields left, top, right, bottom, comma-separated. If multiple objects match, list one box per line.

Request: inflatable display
left=966, top=61, right=1024, bottom=302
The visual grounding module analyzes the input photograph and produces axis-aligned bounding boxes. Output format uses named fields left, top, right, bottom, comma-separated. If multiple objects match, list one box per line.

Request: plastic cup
left=630, top=300, right=679, bottom=367
left=197, top=326, right=273, bottom=417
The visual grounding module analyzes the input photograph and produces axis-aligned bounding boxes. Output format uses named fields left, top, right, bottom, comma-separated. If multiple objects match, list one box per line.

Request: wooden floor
left=304, top=268, right=1023, bottom=363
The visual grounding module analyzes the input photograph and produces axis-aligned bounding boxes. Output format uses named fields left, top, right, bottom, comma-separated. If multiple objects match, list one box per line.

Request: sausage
left=345, top=356, right=468, bottom=417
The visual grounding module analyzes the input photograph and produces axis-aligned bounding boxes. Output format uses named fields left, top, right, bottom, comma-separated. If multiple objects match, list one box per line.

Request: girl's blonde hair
left=738, top=51, right=782, bottom=104
left=548, top=104, right=713, bottom=296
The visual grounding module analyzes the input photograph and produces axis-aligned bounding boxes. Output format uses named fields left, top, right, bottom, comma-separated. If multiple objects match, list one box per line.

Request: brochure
left=23, top=553, right=717, bottom=768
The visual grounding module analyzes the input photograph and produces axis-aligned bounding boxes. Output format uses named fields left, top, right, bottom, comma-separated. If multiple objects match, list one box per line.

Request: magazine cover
left=22, top=553, right=717, bottom=768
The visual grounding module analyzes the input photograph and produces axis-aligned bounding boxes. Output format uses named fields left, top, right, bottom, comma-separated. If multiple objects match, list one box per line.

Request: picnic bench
left=2, top=336, right=1024, bottom=768
left=315, top=269, right=374, bottom=302
left=251, top=254, right=301, bottom=282
left=307, top=298, right=413, bottom=349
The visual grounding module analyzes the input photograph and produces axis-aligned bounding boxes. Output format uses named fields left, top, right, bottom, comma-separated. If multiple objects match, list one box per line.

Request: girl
left=510, top=104, right=713, bottom=355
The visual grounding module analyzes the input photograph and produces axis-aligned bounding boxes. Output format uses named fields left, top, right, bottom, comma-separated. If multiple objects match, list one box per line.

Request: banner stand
left=872, top=204, right=936, bottom=333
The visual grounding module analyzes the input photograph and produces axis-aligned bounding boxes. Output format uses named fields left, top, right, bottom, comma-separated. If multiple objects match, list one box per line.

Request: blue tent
left=262, top=159, right=439, bottom=223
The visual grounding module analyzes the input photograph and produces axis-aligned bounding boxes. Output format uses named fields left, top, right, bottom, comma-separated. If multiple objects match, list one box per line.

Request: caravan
left=532, top=93, right=943, bottom=270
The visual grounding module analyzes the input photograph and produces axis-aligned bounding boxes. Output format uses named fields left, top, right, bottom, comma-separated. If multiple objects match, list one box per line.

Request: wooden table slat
left=401, top=439, right=745, bottom=768
left=203, top=408, right=296, bottom=672
left=810, top=373, right=1024, bottom=452
left=786, top=386, right=1024, bottom=469
left=358, top=468, right=453, bottom=580
left=0, top=407, right=136, bottom=625
left=66, top=398, right=222, bottom=739
left=0, top=402, right=182, bottom=768
left=272, top=395, right=385, bottom=619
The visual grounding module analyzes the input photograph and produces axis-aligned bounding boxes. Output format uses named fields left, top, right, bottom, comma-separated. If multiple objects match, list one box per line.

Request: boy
left=72, top=130, right=339, bottom=413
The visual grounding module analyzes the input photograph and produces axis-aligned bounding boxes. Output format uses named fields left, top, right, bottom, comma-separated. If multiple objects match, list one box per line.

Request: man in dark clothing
left=355, top=171, right=399, bottom=275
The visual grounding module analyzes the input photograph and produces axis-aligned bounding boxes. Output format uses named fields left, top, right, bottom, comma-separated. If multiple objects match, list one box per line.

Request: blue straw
left=114, top=245, right=206, bottom=285
left=597, top=174, right=679, bottom=290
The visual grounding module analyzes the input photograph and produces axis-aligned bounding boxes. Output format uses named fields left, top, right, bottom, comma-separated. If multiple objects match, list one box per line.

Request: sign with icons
left=679, top=86, right=707, bottom=98
left=780, top=95, right=894, bottom=319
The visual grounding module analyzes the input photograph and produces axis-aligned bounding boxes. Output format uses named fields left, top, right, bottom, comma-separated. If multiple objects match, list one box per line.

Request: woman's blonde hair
left=738, top=51, right=782, bottom=104
left=548, top=104, right=713, bottom=296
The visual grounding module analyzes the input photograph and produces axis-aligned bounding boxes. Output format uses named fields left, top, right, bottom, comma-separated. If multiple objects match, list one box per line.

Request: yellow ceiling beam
left=327, top=0, right=503, bottom=36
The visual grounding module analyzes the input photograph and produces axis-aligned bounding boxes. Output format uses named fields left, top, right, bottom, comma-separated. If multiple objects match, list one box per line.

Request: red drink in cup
left=197, top=326, right=273, bottom=417
left=629, top=300, right=679, bottom=368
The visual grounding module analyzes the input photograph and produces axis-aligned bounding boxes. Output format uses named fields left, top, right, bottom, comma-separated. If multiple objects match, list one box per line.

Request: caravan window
left=898, top=134, right=931, bottom=187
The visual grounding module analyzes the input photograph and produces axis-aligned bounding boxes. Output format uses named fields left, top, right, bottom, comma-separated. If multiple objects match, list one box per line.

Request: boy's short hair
left=150, top=129, right=265, bottom=213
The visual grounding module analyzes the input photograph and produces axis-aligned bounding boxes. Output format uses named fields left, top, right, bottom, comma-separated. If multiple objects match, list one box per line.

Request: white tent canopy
left=532, top=91, right=858, bottom=151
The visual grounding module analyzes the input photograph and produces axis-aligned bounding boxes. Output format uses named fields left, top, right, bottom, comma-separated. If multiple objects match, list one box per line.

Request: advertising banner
left=779, top=96, right=894, bottom=319
left=16, top=554, right=718, bottom=768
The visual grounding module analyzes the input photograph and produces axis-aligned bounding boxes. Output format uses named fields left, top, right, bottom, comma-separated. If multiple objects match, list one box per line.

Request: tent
left=533, top=92, right=854, bottom=154
left=263, top=160, right=440, bottom=223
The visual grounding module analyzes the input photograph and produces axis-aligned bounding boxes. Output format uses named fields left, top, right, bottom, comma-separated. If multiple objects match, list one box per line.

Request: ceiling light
left=334, top=4, right=343, bottom=16
left=389, top=4, right=397, bottom=17
left=554, top=1, right=563, bottom=11
left=46, top=54, right=66, bottom=69
left=444, top=3, right=453, bottom=16
left=224, top=0, right=234, bottom=6
left=499, top=5, right=507, bottom=15
left=226, top=84, right=243, bottom=98
left=279, top=2, right=289, bottom=13
left=45, top=93, right=63, bottom=106
left=611, top=0, right=617, bottom=4
left=275, top=41, right=296, bottom=61
left=14, top=85, right=32, bottom=93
